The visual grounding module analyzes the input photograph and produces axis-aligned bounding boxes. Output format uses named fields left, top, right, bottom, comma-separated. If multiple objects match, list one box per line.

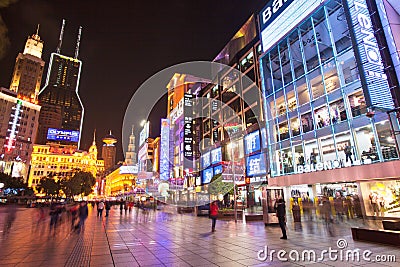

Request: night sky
left=0, top=0, right=264, bottom=161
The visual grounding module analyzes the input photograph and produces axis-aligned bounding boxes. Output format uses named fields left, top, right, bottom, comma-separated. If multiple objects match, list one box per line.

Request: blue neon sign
left=244, top=131, right=261, bottom=155
left=202, top=167, right=213, bottom=184
left=47, top=128, right=79, bottom=143
left=246, top=153, right=267, bottom=177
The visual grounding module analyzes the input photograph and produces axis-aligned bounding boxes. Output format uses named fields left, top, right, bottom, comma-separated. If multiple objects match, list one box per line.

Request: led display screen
left=244, top=131, right=261, bottom=155
left=246, top=153, right=267, bottom=177
left=211, top=147, right=222, bottom=165
left=201, top=151, right=211, bottom=169
left=202, top=167, right=213, bottom=184
left=47, top=128, right=79, bottom=143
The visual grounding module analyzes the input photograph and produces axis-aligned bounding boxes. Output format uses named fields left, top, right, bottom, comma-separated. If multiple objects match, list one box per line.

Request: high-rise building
left=102, top=130, right=117, bottom=172
left=37, top=20, right=84, bottom=147
left=125, top=126, right=137, bottom=166
left=0, top=88, right=41, bottom=181
left=9, top=26, right=45, bottom=103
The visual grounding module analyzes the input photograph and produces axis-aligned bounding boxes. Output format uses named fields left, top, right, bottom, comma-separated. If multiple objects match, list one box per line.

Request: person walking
left=276, top=198, right=287, bottom=239
left=105, top=201, right=111, bottom=217
left=119, top=198, right=124, bottom=215
left=209, top=201, right=219, bottom=232
left=97, top=200, right=105, bottom=217
left=78, top=202, right=88, bottom=233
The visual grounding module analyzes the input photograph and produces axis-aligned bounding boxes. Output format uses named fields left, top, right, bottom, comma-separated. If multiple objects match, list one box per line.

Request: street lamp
left=227, top=142, right=238, bottom=223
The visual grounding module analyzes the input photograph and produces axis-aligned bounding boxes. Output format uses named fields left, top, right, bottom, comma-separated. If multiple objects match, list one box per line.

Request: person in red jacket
left=210, top=201, right=219, bottom=232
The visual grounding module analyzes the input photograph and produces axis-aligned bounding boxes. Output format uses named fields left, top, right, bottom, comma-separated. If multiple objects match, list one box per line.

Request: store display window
left=301, top=112, right=314, bottom=133
left=285, top=84, right=297, bottom=112
left=313, top=9, right=334, bottom=64
left=360, top=180, right=400, bottom=218
left=314, top=105, right=330, bottom=129
left=282, top=147, right=294, bottom=174
left=278, top=121, right=289, bottom=140
left=309, top=68, right=324, bottom=99
left=329, top=99, right=346, bottom=124
left=348, top=90, right=367, bottom=117
left=290, top=117, right=300, bottom=137
left=296, top=77, right=309, bottom=106
left=289, top=31, right=305, bottom=79
left=304, top=141, right=319, bottom=165
left=337, top=50, right=359, bottom=85
left=294, top=145, right=305, bottom=167
left=355, top=126, right=379, bottom=162
left=376, top=121, right=398, bottom=160
left=327, top=1, right=352, bottom=54
left=323, top=60, right=339, bottom=93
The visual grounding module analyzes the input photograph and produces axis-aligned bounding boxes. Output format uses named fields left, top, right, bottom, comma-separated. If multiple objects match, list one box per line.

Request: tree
left=63, top=171, right=96, bottom=197
left=37, top=177, right=61, bottom=196
left=0, top=172, right=28, bottom=196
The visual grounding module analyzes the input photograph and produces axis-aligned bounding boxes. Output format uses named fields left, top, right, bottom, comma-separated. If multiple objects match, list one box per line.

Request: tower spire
left=92, top=129, right=96, bottom=146
left=131, top=125, right=134, bottom=135
left=56, top=19, right=65, bottom=54
left=36, top=24, right=40, bottom=36
left=74, top=26, right=82, bottom=59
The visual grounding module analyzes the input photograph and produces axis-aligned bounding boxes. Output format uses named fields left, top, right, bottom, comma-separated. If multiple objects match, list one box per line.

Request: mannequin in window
left=317, top=115, right=324, bottom=128
left=298, top=154, right=305, bottom=165
left=344, top=144, right=353, bottom=164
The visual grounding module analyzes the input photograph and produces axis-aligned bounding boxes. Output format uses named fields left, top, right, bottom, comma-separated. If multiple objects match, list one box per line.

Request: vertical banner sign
left=160, top=119, right=170, bottom=181
left=183, top=93, right=193, bottom=161
left=345, top=0, right=394, bottom=110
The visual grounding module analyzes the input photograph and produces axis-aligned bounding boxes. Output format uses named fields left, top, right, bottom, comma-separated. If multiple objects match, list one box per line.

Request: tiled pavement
left=0, top=205, right=399, bottom=267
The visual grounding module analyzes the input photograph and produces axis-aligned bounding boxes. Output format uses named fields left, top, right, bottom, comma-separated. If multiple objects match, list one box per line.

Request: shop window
left=294, top=145, right=305, bottom=167
left=349, top=90, right=367, bottom=117
left=290, top=117, right=301, bottom=137
left=304, top=141, right=319, bottom=165
left=278, top=121, right=289, bottom=140
left=279, top=40, right=292, bottom=84
left=312, top=9, right=334, bottom=63
left=320, top=135, right=337, bottom=162
left=355, top=126, right=379, bottom=162
left=323, top=60, right=339, bottom=93
left=285, top=84, right=297, bottom=112
left=314, top=105, right=330, bottom=128
left=338, top=50, right=359, bottom=85
left=327, top=3, right=351, bottom=54
left=261, top=55, right=274, bottom=96
left=289, top=31, right=305, bottom=78
left=267, top=95, right=277, bottom=118
left=301, top=112, right=314, bottom=133
left=296, top=77, right=309, bottom=106
left=282, top=147, right=294, bottom=174
left=329, top=99, right=347, bottom=123
left=376, top=121, right=398, bottom=160
left=300, top=18, right=320, bottom=71
left=309, top=68, right=324, bottom=99
left=273, top=90, right=285, bottom=116
left=245, top=109, right=257, bottom=128
left=240, top=51, right=254, bottom=72
left=270, top=47, right=283, bottom=90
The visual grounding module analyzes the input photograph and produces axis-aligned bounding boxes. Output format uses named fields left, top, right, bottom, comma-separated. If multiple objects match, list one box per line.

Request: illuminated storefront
left=28, top=142, right=104, bottom=193
left=259, top=0, right=400, bottom=217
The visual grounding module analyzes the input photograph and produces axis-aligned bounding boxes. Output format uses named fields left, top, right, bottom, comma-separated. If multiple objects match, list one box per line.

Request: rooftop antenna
left=74, top=26, right=82, bottom=59
left=36, top=24, right=40, bottom=35
left=56, top=19, right=65, bottom=54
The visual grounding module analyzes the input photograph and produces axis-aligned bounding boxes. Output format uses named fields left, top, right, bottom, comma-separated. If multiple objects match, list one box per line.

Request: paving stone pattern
left=0, top=205, right=399, bottom=267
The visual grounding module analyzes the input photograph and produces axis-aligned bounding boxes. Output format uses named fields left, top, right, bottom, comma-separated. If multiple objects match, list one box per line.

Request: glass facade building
left=260, top=0, right=399, bottom=179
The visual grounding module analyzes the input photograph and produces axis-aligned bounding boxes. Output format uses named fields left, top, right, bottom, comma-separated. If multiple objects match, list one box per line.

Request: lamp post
left=228, top=142, right=237, bottom=223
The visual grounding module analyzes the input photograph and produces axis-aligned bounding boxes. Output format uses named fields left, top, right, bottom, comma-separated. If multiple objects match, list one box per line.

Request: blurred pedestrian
left=275, top=198, right=287, bottom=239
left=97, top=200, right=105, bottom=217
left=119, top=198, right=124, bottom=215
left=78, top=202, right=88, bottom=233
left=2, top=204, right=17, bottom=236
left=210, top=201, right=219, bottom=232
left=105, top=201, right=111, bottom=217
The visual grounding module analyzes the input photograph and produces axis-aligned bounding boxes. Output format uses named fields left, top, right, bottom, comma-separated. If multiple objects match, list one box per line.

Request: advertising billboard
left=201, top=151, right=211, bottom=169
left=160, top=119, right=171, bottom=181
left=211, top=147, right=222, bottom=165
left=244, top=130, right=261, bottom=155
left=202, top=167, right=213, bottom=184
left=213, top=164, right=223, bottom=176
left=246, top=153, right=267, bottom=177
left=259, top=0, right=325, bottom=53
left=183, top=93, right=193, bottom=160
left=47, top=128, right=80, bottom=143
left=345, top=0, right=394, bottom=110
